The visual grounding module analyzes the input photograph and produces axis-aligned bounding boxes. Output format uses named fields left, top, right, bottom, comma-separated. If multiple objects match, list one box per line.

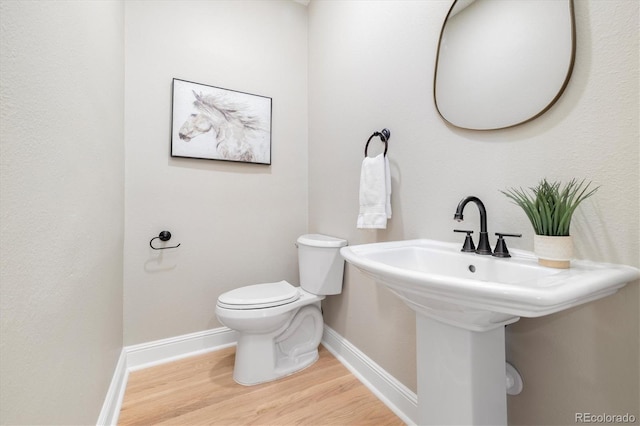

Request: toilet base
left=234, top=346, right=320, bottom=386
left=233, top=304, right=324, bottom=386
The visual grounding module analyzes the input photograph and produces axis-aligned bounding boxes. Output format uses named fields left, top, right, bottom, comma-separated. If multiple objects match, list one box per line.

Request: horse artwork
left=171, top=79, right=272, bottom=164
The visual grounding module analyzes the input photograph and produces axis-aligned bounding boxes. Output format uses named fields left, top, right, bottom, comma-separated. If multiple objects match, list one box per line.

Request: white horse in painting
left=179, top=90, right=267, bottom=162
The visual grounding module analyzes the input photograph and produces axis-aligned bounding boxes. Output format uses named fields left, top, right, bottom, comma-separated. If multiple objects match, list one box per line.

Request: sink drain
left=468, top=265, right=476, bottom=273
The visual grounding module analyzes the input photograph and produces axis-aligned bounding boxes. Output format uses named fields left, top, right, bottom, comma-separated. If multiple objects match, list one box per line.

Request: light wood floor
left=118, top=345, right=404, bottom=425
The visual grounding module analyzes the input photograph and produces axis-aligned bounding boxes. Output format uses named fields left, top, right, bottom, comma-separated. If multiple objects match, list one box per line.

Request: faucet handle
left=493, top=232, right=522, bottom=258
left=454, top=229, right=476, bottom=253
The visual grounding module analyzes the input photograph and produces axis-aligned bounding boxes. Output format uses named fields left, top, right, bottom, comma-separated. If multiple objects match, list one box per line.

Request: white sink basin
left=341, top=239, right=639, bottom=331
left=342, top=239, right=639, bottom=425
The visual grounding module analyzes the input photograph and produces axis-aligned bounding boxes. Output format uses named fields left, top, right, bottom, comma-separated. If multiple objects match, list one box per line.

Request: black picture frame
left=171, top=78, right=272, bottom=165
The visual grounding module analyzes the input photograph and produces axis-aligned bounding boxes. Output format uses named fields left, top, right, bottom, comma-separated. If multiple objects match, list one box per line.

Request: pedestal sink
left=340, top=239, right=639, bottom=425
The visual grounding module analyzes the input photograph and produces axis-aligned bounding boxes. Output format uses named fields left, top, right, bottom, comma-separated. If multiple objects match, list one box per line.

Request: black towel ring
left=364, top=128, right=390, bottom=157
left=150, top=231, right=181, bottom=250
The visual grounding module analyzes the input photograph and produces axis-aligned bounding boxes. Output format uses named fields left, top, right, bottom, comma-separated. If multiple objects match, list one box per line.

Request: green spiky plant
left=501, top=179, right=599, bottom=236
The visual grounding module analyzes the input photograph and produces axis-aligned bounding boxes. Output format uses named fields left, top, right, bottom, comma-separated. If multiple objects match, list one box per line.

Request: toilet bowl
left=215, top=234, right=347, bottom=386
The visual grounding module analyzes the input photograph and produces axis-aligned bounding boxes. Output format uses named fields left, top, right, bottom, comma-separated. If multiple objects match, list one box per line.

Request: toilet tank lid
left=297, top=234, right=348, bottom=248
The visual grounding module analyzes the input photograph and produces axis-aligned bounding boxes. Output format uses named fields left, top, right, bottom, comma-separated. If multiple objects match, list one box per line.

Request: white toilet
left=215, top=234, right=348, bottom=386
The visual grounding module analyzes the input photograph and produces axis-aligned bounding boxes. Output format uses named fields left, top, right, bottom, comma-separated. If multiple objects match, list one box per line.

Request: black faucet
left=454, top=196, right=492, bottom=255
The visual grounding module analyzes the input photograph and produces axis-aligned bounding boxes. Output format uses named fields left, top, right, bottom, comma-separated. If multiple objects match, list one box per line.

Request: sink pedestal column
left=416, top=314, right=507, bottom=426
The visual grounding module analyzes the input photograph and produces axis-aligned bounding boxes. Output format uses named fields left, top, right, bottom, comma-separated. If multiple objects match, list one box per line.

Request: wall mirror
left=434, top=0, right=576, bottom=130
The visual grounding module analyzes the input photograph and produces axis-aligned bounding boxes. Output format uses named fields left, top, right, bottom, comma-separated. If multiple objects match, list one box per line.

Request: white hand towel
left=357, top=154, right=392, bottom=229
left=385, top=155, right=392, bottom=219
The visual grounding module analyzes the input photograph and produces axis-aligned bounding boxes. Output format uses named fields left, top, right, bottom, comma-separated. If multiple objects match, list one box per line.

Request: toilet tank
left=297, top=234, right=348, bottom=295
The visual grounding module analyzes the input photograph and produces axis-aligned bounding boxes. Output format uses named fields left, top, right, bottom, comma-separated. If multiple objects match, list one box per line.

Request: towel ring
left=364, top=128, right=390, bottom=157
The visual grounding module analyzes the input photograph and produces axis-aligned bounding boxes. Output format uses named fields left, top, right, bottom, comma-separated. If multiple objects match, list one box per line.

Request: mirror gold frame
left=434, top=0, right=576, bottom=131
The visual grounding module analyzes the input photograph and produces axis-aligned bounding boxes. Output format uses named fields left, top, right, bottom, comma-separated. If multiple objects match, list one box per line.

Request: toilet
left=215, top=234, right=348, bottom=386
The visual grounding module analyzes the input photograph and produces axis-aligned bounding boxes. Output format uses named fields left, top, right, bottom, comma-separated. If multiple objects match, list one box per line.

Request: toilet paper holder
left=149, top=231, right=181, bottom=250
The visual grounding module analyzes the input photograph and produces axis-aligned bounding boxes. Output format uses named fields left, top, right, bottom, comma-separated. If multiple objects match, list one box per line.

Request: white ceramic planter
left=534, top=235, right=573, bottom=269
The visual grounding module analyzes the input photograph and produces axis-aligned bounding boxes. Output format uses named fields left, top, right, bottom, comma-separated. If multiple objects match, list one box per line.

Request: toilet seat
left=217, top=280, right=300, bottom=310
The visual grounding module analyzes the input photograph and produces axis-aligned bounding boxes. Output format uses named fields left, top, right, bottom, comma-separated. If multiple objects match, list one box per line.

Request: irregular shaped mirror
left=434, top=0, right=575, bottom=130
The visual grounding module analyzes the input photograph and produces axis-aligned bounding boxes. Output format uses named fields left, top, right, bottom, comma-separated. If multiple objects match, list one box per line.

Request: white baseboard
left=321, top=325, right=418, bottom=425
left=96, top=349, right=129, bottom=426
left=125, top=327, right=238, bottom=371
left=97, top=327, right=238, bottom=425
left=97, top=325, right=416, bottom=425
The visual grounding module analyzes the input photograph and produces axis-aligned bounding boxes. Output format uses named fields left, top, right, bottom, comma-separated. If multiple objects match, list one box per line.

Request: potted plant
left=502, top=178, right=599, bottom=268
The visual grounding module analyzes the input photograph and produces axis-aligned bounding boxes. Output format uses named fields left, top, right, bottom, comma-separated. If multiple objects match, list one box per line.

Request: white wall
left=123, top=0, right=309, bottom=344
left=1, top=1, right=637, bottom=424
left=308, top=1, right=639, bottom=424
left=0, top=1, right=124, bottom=424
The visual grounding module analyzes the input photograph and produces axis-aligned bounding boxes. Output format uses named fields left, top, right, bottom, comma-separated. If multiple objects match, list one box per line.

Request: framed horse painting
left=171, top=79, right=272, bottom=165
